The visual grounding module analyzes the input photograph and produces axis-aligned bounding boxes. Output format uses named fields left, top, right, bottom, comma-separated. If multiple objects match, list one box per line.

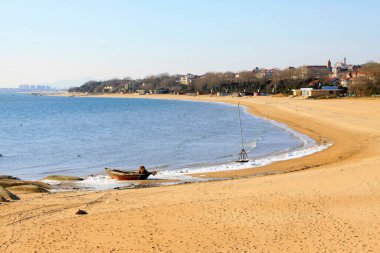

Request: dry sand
left=1, top=95, right=379, bottom=252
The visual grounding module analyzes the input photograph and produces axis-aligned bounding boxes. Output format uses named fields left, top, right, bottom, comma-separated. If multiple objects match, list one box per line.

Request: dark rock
left=0, top=179, right=52, bottom=189
left=42, top=175, right=84, bottom=181
left=75, top=209, right=88, bottom=215
left=7, top=185, right=50, bottom=194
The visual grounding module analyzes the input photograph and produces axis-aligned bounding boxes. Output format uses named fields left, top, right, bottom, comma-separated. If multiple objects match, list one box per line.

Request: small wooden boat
left=105, top=167, right=155, bottom=180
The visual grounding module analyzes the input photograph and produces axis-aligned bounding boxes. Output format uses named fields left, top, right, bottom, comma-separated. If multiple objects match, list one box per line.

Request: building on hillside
left=330, top=57, right=361, bottom=78
left=350, top=70, right=374, bottom=79
left=253, top=67, right=275, bottom=79
left=297, top=60, right=334, bottom=79
left=179, top=76, right=192, bottom=85
left=299, top=65, right=330, bottom=79
left=179, top=73, right=196, bottom=85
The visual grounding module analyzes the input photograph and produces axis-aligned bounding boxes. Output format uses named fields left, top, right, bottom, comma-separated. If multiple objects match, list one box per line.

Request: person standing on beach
left=138, top=166, right=157, bottom=176
left=138, top=166, right=148, bottom=175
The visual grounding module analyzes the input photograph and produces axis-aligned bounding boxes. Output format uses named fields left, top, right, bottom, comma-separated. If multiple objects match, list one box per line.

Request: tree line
left=349, top=63, right=380, bottom=96
left=69, top=63, right=380, bottom=96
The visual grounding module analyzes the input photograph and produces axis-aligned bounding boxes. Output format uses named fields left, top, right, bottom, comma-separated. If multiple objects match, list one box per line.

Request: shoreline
left=56, top=93, right=337, bottom=179
left=1, top=93, right=380, bottom=252
left=2, top=93, right=325, bottom=187
left=27, top=93, right=330, bottom=190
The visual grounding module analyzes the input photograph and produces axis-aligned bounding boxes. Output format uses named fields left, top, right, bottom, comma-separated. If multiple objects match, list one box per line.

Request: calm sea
left=0, top=93, right=317, bottom=184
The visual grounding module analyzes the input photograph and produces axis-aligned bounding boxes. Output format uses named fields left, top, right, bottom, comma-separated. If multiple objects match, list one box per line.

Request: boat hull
left=105, top=168, right=152, bottom=180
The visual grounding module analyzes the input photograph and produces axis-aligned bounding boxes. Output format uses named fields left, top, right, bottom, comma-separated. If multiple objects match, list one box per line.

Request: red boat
left=105, top=167, right=156, bottom=180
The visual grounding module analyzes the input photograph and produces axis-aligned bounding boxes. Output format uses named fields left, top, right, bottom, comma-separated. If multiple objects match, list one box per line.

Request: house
left=137, top=90, right=147, bottom=95
left=179, top=73, right=196, bottom=85
left=326, top=77, right=340, bottom=86
left=292, top=89, right=302, bottom=96
left=292, top=86, right=341, bottom=98
left=253, top=68, right=275, bottom=79
left=103, top=86, right=113, bottom=93
left=302, top=86, right=341, bottom=98
left=179, top=76, right=191, bottom=85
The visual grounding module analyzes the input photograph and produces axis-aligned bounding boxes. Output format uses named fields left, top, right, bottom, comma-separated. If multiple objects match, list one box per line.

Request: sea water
left=0, top=93, right=326, bottom=189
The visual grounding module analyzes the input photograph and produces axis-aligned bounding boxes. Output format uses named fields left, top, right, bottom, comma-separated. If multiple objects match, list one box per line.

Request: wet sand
left=1, top=95, right=379, bottom=252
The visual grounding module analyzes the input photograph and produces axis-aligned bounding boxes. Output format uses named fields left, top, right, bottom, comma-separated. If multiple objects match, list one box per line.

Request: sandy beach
left=1, top=95, right=380, bottom=252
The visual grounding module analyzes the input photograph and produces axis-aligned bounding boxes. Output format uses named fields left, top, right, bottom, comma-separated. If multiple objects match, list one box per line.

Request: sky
left=1, top=0, right=380, bottom=88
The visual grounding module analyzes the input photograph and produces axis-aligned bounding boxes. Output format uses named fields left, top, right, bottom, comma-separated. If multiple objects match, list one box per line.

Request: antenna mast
left=238, top=103, right=244, bottom=148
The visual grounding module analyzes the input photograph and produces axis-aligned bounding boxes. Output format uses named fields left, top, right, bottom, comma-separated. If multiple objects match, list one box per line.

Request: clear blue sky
left=1, top=0, right=379, bottom=87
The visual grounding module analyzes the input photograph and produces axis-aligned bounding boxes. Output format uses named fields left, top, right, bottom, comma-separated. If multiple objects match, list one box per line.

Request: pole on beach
left=236, top=103, right=249, bottom=163
left=238, top=103, right=244, bottom=149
